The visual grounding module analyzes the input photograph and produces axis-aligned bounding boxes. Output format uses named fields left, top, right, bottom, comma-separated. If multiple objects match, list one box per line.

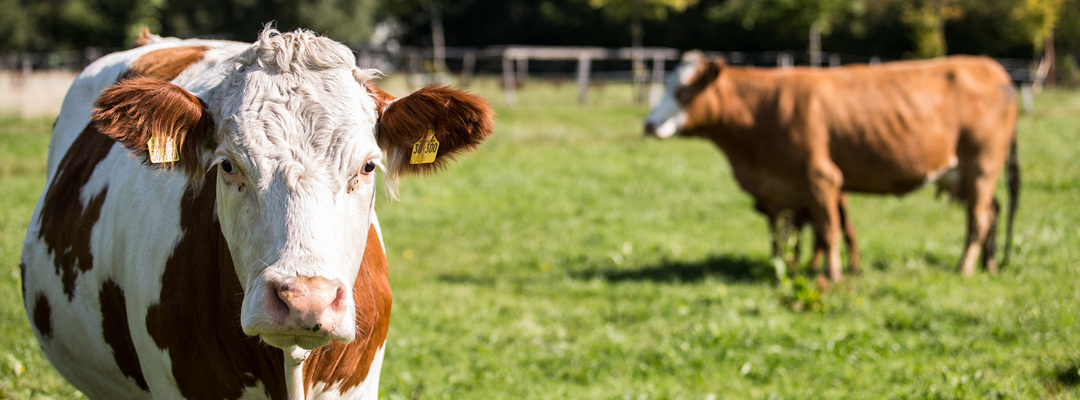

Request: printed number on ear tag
left=410, top=129, right=439, bottom=164
left=148, top=135, right=179, bottom=164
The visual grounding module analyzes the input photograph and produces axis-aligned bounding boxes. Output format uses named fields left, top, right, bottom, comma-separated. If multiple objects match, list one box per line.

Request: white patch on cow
left=307, top=345, right=385, bottom=400
left=238, top=380, right=269, bottom=400
left=644, top=56, right=698, bottom=138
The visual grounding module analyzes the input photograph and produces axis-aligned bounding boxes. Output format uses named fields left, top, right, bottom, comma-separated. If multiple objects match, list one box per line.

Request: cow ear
left=375, top=85, right=495, bottom=186
left=699, top=58, right=722, bottom=85
left=92, top=77, right=213, bottom=185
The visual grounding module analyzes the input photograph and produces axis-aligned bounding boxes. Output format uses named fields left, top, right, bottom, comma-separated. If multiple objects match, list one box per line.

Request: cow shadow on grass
left=575, top=254, right=772, bottom=284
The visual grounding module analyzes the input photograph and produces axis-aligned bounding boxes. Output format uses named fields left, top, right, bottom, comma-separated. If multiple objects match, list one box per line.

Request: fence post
left=460, top=51, right=475, bottom=87
left=778, top=52, right=793, bottom=68
left=502, top=53, right=517, bottom=106
left=649, top=53, right=665, bottom=106
left=516, top=56, right=528, bottom=88
left=829, top=53, right=841, bottom=68
left=577, top=52, right=591, bottom=104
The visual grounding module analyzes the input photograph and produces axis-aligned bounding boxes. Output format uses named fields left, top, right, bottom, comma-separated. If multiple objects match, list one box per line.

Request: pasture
left=1, top=78, right=1079, bottom=399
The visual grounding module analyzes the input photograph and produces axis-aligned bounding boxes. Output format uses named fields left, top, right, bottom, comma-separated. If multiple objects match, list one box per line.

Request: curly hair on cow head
left=233, top=26, right=358, bottom=74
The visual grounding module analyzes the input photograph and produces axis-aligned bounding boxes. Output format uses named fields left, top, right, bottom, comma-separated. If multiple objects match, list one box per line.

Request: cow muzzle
left=249, top=275, right=353, bottom=350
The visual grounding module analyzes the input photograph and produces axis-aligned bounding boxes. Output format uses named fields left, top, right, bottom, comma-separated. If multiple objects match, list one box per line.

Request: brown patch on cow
left=121, top=46, right=209, bottom=82
left=377, top=85, right=495, bottom=178
left=303, top=223, right=392, bottom=394
left=33, top=293, right=53, bottom=338
left=38, top=124, right=114, bottom=300
left=100, top=279, right=150, bottom=391
left=145, top=169, right=287, bottom=400
left=93, top=77, right=213, bottom=184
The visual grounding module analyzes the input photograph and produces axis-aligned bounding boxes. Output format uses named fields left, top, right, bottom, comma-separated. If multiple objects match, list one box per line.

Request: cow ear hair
left=374, top=85, right=495, bottom=189
left=92, top=76, right=213, bottom=186
left=701, top=58, right=723, bottom=82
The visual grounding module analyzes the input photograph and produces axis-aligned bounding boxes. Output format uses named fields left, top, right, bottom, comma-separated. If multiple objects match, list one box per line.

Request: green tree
left=712, top=0, right=864, bottom=66
left=0, top=0, right=32, bottom=51
left=1012, top=0, right=1063, bottom=85
left=901, top=0, right=963, bottom=58
left=583, top=0, right=698, bottom=101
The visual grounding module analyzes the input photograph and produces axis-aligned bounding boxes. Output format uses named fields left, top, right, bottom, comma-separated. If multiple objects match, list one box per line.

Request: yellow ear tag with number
left=410, top=129, right=439, bottom=164
left=148, top=135, right=179, bottom=164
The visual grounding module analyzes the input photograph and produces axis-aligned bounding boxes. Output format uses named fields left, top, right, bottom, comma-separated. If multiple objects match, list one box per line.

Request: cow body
left=22, top=29, right=493, bottom=399
left=645, top=53, right=1018, bottom=281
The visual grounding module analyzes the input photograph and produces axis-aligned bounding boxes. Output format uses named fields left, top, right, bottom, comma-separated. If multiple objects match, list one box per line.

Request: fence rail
left=4, top=45, right=1040, bottom=108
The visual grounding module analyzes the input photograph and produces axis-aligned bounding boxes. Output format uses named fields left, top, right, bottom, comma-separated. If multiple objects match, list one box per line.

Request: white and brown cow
left=20, top=28, right=494, bottom=399
left=644, top=52, right=1019, bottom=282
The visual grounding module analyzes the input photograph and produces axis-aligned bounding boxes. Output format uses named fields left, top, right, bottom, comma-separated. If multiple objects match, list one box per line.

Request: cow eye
left=362, top=160, right=377, bottom=174
left=220, top=159, right=236, bottom=174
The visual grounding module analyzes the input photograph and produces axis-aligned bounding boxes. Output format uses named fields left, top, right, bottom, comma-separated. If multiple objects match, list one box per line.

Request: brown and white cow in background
left=644, top=51, right=1018, bottom=282
left=21, top=28, right=494, bottom=399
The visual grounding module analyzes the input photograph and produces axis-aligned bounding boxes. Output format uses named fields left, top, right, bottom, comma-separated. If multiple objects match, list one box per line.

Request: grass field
left=2, top=79, right=1079, bottom=399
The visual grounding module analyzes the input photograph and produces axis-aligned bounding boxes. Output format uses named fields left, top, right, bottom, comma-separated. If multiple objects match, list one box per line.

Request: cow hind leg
left=958, top=169, right=1002, bottom=276
left=981, top=199, right=1000, bottom=274
left=837, top=194, right=859, bottom=274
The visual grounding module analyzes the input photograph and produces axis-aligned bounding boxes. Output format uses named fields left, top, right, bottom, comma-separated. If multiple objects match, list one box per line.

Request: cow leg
left=807, top=161, right=844, bottom=282
left=981, top=199, right=1000, bottom=274
left=958, top=165, right=1003, bottom=276
left=807, top=211, right=824, bottom=273
left=837, top=194, right=859, bottom=274
left=760, top=202, right=784, bottom=267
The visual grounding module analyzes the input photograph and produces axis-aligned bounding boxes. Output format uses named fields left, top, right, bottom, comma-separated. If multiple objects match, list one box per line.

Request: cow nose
left=273, top=275, right=347, bottom=332
left=643, top=121, right=657, bottom=136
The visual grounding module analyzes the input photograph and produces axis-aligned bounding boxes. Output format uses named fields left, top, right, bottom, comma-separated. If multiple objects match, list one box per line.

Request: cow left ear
left=372, top=84, right=495, bottom=184
left=93, top=77, right=213, bottom=186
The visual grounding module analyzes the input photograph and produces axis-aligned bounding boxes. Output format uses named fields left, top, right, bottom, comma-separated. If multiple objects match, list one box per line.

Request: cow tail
left=1003, top=136, right=1019, bottom=266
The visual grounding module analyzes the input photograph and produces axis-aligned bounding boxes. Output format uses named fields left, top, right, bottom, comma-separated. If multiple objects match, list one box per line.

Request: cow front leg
left=807, top=161, right=844, bottom=282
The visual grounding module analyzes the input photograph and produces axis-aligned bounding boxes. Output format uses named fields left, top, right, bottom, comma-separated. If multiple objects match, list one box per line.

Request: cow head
left=92, top=28, right=494, bottom=351
left=643, top=50, right=722, bottom=138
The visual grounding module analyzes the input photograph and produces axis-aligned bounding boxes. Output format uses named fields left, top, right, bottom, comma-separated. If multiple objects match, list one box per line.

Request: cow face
left=93, top=29, right=494, bottom=351
left=643, top=50, right=721, bottom=138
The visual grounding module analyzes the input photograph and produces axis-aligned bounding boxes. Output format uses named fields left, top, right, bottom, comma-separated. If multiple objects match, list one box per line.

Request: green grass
left=2, top=81, right=1080, bottom=399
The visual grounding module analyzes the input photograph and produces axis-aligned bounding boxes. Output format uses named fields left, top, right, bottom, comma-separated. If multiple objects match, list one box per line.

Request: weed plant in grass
left=1, top=83, right=1079, bottom=399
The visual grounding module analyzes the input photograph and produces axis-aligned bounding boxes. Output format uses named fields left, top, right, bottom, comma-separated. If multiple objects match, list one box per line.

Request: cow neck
left=699, top=69, right=771, bottom=152
left=145, top=169, right=288, bottom=400
left=302, top=222, right=392, bottom=394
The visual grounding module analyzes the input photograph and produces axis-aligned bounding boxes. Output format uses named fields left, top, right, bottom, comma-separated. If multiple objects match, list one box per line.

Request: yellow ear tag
left=410, top=129, right=439, bottom=164
left=147, top=135, right=179, bottom=164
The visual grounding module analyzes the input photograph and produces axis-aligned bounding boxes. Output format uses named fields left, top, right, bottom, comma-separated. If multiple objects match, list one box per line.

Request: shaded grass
left=0, top=82, right=1078, bottom=399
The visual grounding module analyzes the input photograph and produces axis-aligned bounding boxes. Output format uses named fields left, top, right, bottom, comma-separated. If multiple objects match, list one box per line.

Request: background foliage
left=1, top=0, right=1079, bottom=64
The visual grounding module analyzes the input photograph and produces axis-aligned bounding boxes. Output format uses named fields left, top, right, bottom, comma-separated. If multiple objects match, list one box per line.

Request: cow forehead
left=218, top=70, right=380, bottom=190
left=208, top=30, right=384, bottom=187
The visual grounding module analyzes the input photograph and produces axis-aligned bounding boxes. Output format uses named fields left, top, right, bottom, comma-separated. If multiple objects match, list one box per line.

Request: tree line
left=2, top=0, right=1077, bottom=80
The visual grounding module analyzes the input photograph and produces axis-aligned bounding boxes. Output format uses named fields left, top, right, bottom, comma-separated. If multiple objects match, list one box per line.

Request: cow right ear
left=93, top=77, right=213, bottom=185
left=697, top=58, right=723, bottom=86
left=369, top=84, right=495, bottom=188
